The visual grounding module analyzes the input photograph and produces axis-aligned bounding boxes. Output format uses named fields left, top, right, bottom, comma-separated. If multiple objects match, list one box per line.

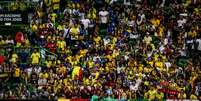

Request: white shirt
left=72, top=9, right=79, bottom=15
left=132, top=78, right=142, bottom=91
left=124, top=55, right=129, bottom=61
left=164, top=38, right=168, bottom=45
left=159, top=45, right=165, bottom=53
left=117, top=66, right=121, bottom=74
left=38, top=79, right=47, bottom=85
left=103, top=38, right=110, bottom=45
left=109, top=0, right=117, bottom=4
left=143, top=36, right=152, bottom=45
left=160, top=0, right=166, bottom=7
left=165, top=62, right=171, bottom=72
left=130, top=33, right=139, bottom=39
left=93, top=56, right=100, bottom=62
left=127, top=20, right=135, bottom=27
left=147, top=51, right=153, bottom=57
left=196, top=39, right=201, bottom=51
left=137, top=13, right=145, bottom=25
left=177, top=18, right=186, bottom=28
left=5, top=39, right=14, bottom=45
left=81, top=19, right=90, bottom=29
left=79, top=12, right=85, bottom=20
left=179, top=50, right=186, bottom=56
left=99, top=10, right=109, bottom=24
left=36, top=66, right=42, bottom=74
left=27, top=68, right=33, bottom=77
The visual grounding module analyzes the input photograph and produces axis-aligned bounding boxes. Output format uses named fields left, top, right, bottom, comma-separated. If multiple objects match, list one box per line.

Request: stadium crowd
left=0, top=0, right=201, bottom=100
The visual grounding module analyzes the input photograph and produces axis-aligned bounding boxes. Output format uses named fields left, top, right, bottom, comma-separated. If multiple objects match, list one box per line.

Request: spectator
left=30, top=49, right=40, bottom=65
left=0, top=0, right=201, bottom=100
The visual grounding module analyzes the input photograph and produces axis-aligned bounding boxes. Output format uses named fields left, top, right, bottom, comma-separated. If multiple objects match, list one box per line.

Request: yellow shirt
left=57, top=40, right=66, bottom=50
left=31, top=52, right=40, bottom=64
left=70, top=27, right=79, bottom=39
left=156, top=92, right=164, bottom=100
left=188, top=30, right=197, bottom=38
left=37, top=11, right=43, bottom=18
left=58, top=98, right=70, bottom=101
left=106, top=55, right=113, bottom=61
left=31, top=24, right=38, bottom=31
left=70, top=61, right=78, bottom=67
left=84, top=78, right=90, bottom=85
left=184, top=0, right=192, bottom=7
left=144, top=81, right=149, bottom=86
left=43, top=73, right=49, bottom=79
left=51, top=13, right=57, bottom=22
left=75, top=55, right=81, bottom=62
left=178, top=93, right=187, bottom=99
left=148, top=89, right=157, bottom=100
left=148, top=61, right=154, bottom=67
left=14, top=68, right=20, bottom=77
left=110, top=44, right=115, bottom=50
left=72, top=66, right=80, bottom=79
left=190, top=94, right=198, bottom=100
left=46, top=60, right=52, bottom=68
left=88, top=61, right=94, bottom=68
left=0, top=40, right=5, bottom=45
left=153, top=54, right=159, bottom=61
left=24, top=39, right=30, bottom=46
left=155, top=61, right=163, bottom=69
left=60, top=66, right=67, bottom=74
left=95, top=72, right=99, bottom=80
left=94, top=36, right=101, bottom=44
left=10, top=2, right=18, bottom=11
left=112, top=50, right=119, bottom=58
left=63, top=78, right=68, bottom=86
left=66, top=56, right=72, bottom=63
left=87, top=9, right=96, bottom=20
left=80, top=49, right=87, bottom=57
left=45, top=0, right=52, bottom=7
left=158, top=26, right=164, bottom=37
left=144, top=67, right=149, bottom=74
left=151, top=18, right=160, bottom=27
left=11, top=53, right=18, bottom=63
left=57, top=25, right=63, bottom=31
left=52, top=0, right=60, bottom=10
left=139, top=66, right=143, bottom=72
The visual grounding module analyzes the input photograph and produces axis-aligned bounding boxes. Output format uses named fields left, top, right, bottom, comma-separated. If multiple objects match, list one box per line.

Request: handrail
left=0, top=1, right=38, bottom=4
left=0, top=0, right=38, bottom=12
left=0, top=45, right=58, bottom=57
left=0, top=45, right=58, bottom=66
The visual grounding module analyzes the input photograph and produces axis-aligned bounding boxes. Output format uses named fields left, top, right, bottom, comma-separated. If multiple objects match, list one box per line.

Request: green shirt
left=91, top=95, right=99, bottom=101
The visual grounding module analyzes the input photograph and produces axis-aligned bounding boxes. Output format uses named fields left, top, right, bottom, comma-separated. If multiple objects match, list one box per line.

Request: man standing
left=31, top=49, right=41, bottom=65
left=99, top=7, right=109, bottom=36
left=196, top=37, right=201, bottom=52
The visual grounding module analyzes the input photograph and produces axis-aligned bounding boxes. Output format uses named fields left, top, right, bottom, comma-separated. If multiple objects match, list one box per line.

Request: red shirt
left=15, top=32, right=24, bottom=43
left=0, top=55, right=5, bottom=65
left=46, top=42, right=56, bottom=53
left=70, top=99, right=89, bottom=101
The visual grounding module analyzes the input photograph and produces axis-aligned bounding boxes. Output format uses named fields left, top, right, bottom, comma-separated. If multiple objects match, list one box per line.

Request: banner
left=0, top=11, right=28, bottom=25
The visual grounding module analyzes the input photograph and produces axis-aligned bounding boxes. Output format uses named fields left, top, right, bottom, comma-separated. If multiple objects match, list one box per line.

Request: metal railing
left=0, top=45, right=58, bottom=66
left=0, top=0, right=38, bottom=12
